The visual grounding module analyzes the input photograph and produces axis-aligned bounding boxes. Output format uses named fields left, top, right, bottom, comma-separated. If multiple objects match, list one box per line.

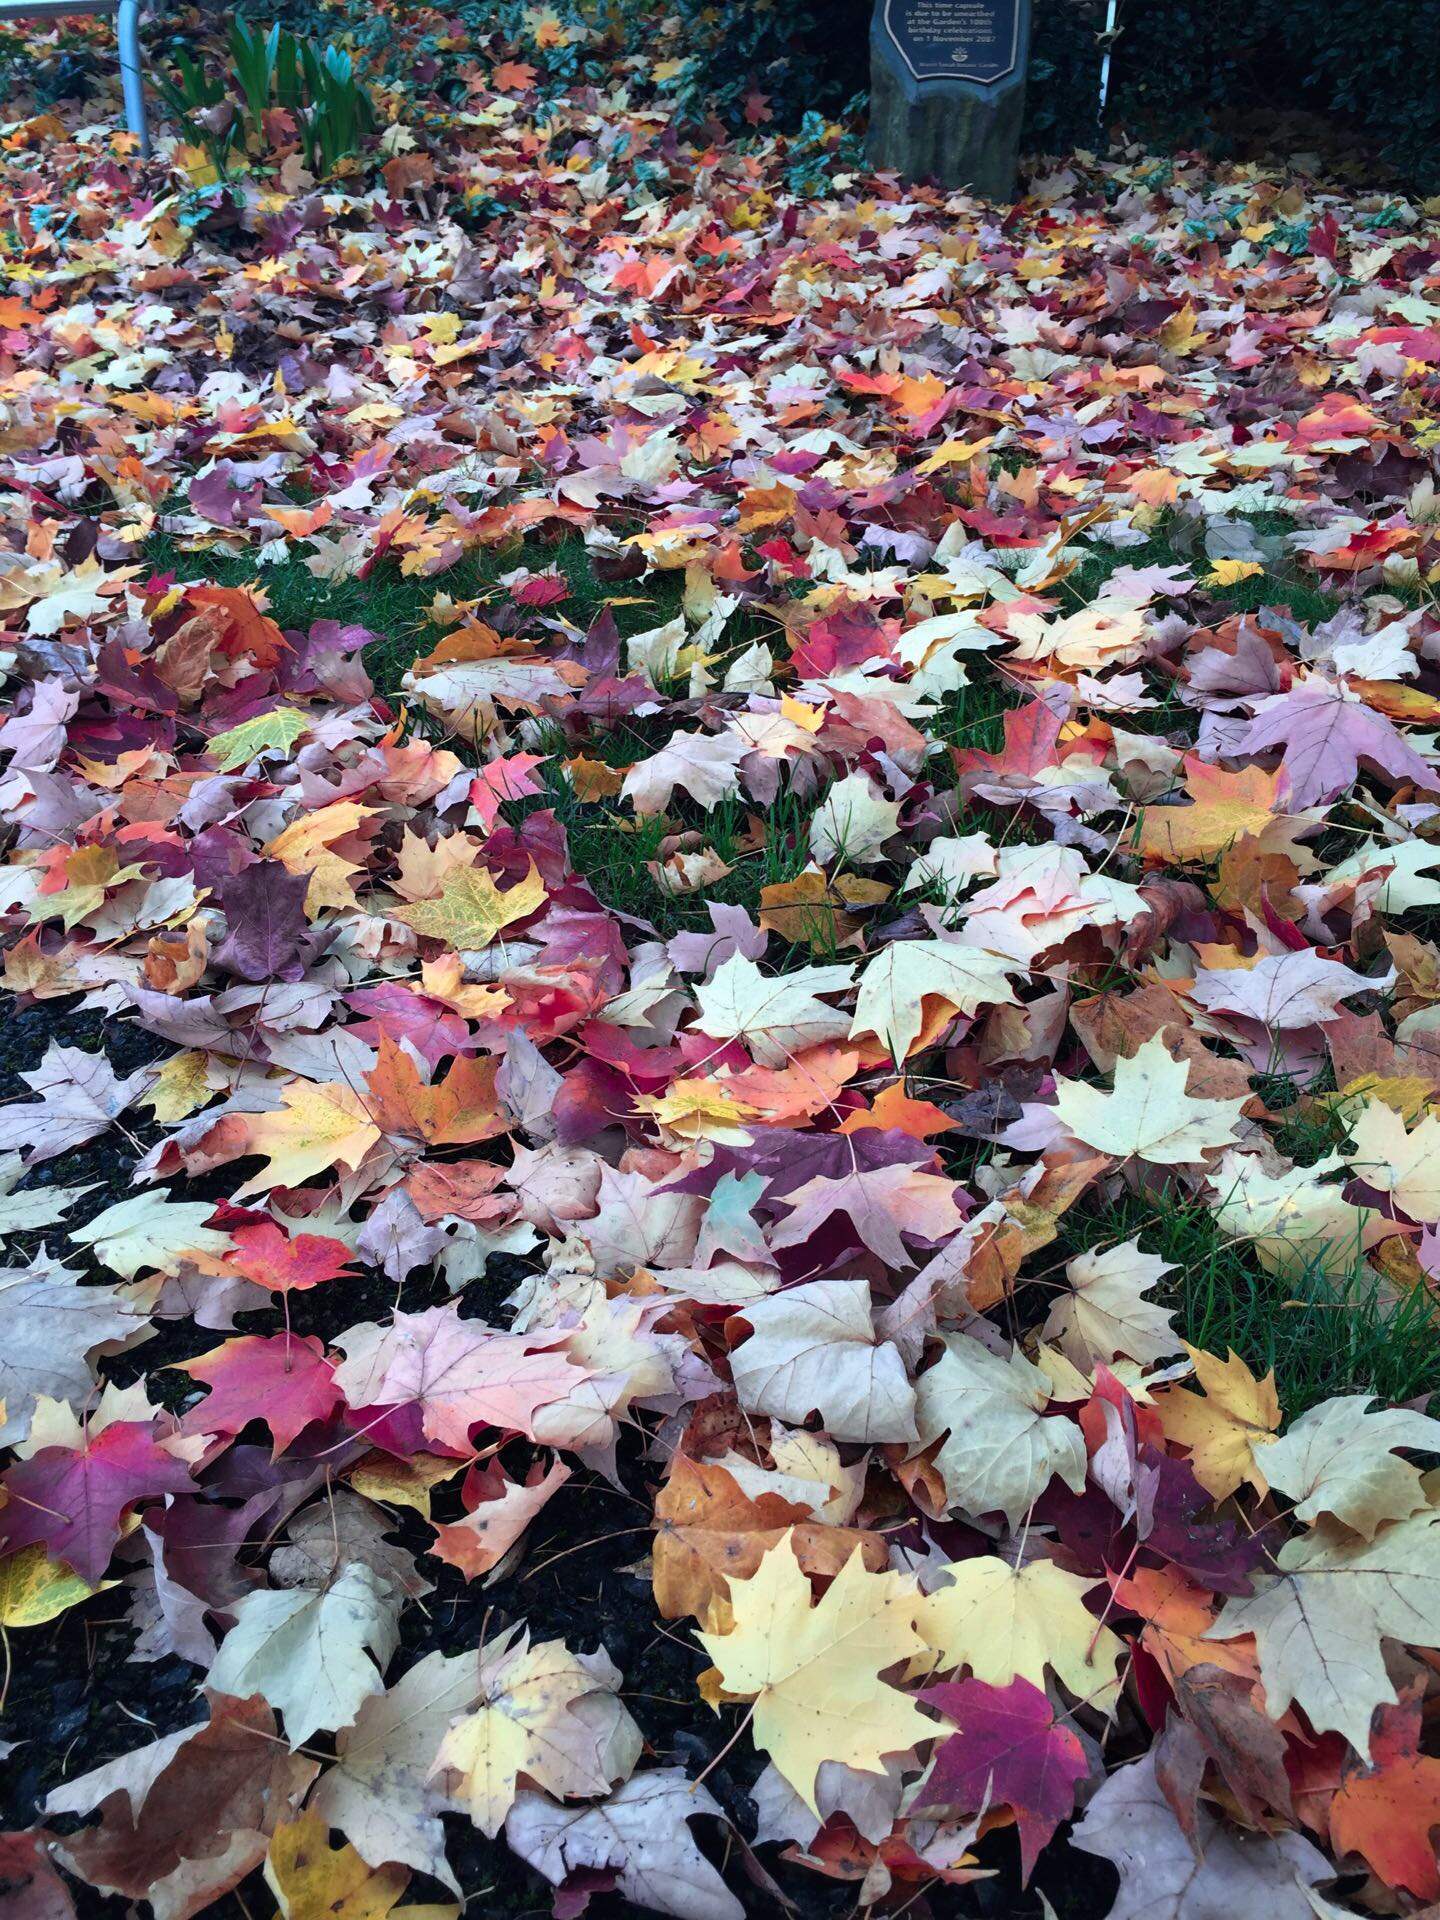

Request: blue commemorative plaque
left=868, top=0, right=1033, bottom=199
left=882, top=0, right=1024, bottom=86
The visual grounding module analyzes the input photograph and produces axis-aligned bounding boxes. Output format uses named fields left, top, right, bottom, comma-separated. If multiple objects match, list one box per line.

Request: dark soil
left=0, top=997, right=1119, bottom=1920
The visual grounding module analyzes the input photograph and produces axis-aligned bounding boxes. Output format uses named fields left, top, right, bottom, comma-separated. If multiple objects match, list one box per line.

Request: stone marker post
left=868, top=0, right=1033, bottom=201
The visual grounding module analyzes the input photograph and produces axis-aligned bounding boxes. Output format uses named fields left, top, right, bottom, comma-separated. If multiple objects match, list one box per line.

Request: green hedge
left=655, top=0, right=1440, bottom=189
left=1031, top=0, right=1440, bottom=187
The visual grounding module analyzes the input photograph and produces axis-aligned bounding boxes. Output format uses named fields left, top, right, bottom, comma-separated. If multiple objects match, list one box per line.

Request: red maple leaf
left=1329, top=1688, right=1440, bottom=1898
left=0, top=1421, right=197, bottom=1583
left=179, top=1334, right=344, bottom=1455
left=951, top=699, right=1065, bottom=785
left=226, top=1221, right=356, bottom=1294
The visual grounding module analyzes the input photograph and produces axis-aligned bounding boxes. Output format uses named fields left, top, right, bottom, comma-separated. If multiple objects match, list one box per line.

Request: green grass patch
left=1060, top=510, right=1342, bottom=631
left=141, top=530, right=687, bottom=692
left=1050, top=1186, right=1439, bottom=1416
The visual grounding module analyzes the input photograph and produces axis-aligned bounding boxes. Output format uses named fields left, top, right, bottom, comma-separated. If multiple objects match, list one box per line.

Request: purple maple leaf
left=1139, top=1445, right=1270, bottom=1596
left=1235, top=675, right=1438, bottom=808
left=211, top=860, right=329, bottom=983
left=189, top=462, right=264, bottom=530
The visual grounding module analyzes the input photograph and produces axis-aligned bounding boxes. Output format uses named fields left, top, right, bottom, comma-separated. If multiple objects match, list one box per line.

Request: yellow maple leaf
left=914, top=1556, right=1124, bottom=1708
left=914, top=435, right=995, bottom=475
left=264, top=1809, right=413, bottom=1920
left=757, top=870, right=890, bottom=955
left=267, top=800, right=372, bottom=915
left=419, top=953, right=512, bottom=1021
left=1054, top=1033, right=1247, bottom=1165
left=697, top=1534, right=933, bottom=1813
left=1346, top=1098, right=1440, bottom=1224
left=33, top=846, right=147, bottom=931
left=0, top=1543, right=115, bottom=1627
left=235, top=1082, right=381, bottom=1197
left=563, top=754, right=625, bottom=801
left=207, top=706, right=312, bottom=772
left=431, top=1627, right=640, bottom=1838
left=346, top=1451, right=467, bottom=1517
left=1204, top=558, right=1265, bottom=587
left=1152, top=1343, right=1281, bottom=1498
left=392, top=861, right=546, bottom=951
left=1158, top=303, right=1208, bottom=352
left=849, top=939, right=1017, bottom=1062
left=1137, top=756, right=1316, bottom=865
left=633, top=1078, right=761, bottom=1143
left=142, top=1049, right=212, bottom=1125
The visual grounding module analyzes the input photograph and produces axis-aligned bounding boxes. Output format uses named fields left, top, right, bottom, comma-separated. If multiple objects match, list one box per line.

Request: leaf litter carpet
left=4, top=35, right=1440, bottom=1920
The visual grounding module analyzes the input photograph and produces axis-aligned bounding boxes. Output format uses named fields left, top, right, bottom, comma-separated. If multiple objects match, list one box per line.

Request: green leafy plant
left=156, top=45, right=242, bottom=173
left=296, top=39, right=374, bottom=176
left=160, top=17, right=376, bottom=179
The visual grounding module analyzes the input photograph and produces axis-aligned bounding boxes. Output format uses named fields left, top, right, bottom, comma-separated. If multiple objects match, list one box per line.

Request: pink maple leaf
left=920, top=1677, right=1090, bottom=1882
left=1236, top=676, right=1438, bottom=809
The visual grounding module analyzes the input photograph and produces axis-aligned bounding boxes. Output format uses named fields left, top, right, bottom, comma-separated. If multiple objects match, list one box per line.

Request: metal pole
left=1098, top=0, right=1118, bottom=122
left=117, top=0, right=150, bottom=157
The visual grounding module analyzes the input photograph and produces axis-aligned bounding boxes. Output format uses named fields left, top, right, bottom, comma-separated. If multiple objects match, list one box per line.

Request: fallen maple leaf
left=0, top=1541, right=114, bottom=1628
left=1209, top=1147, right=1376, bottom=1278
left=651, top=1454, right=885, bottom=1626
left=207, top=706, right=312, bottom=772
left=212, top=861, right=326, bottom=982
left=0, top=1252, right=142, bottom=1445
left=1042, top=1239, right=1180, bottom=1369
left=915, top=1556, right=1124, bottom=1706
left=692, top=953, right=855, bottom=1065
left=391, top=859, right=547, bottom=950
left=912, top=1335, right=1087, bottom=1525
left=1136, top=757, right=1315, bottom=865
left=332, top=1303, right=597, bottom=1451
left=848, top=939, right=1017, bottom=1062
left=505, top=1769, right=743, bottom=1920
left=1346, top=1097, right=1440, bottom=1222
left=1072, top=1748, right=1330, bottom=1918
left=620, top=729, right=746, bottom=813
left=1189, top=949, right=1389, bottom=1029
left=0, top=1042, right=154, bottom=1164
left=698, top=1534, right=933, bottom=1812
left=0, top=1418, right=198, bottom=1582
left=1208, top=1510, right=1440, bottom=1756
left=225, top=1221, right=357, bottom=1293
left=309, top=1648, right=480, bottom=1894
left=918, top=1676, right=1090, bottom=1882
left=767, top=1162, right=965, bottom=1270
left=264, top=1810, right=410, bottom=1920
left=179, top=1334, right=343, bottom=1456
left=1256, top=1393, right=1440, bottom=1538
left=1236, top=675, right=1438, bottom=809
left=206, top=1562, right=402, bottom=1747
left=429, top=1458, right=571, bottom=1578
left=431, top=1626, right=641, bottom=1836
left=68, top=1190, right=229, bottom=1281
left=1328, top=1688, right=1440, bottom=1898
left=1054, top=1033, right=1248, bottom=1164
left=43, top=1692, right=316, bottom=1920
left=364, top=1032, right=506, bottom=1148
left=809, top=771, right=902, bottom=866
left=0, top=1834, right=74, bottom=1920
left=1153, top=1343, right=1281, bottom=1499
left=729, top=1277, right=917, bottom=1444
left=233, top=1081, right=382, bottom=1197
